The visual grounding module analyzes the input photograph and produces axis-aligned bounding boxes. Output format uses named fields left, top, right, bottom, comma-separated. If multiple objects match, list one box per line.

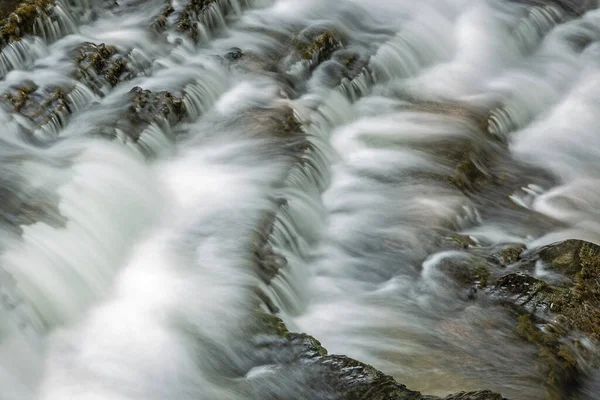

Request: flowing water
left=1, top=0, right=600, bottom=398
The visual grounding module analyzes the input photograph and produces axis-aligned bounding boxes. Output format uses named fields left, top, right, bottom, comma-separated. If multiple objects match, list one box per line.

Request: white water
left=0, top=0, right=599, bottom=399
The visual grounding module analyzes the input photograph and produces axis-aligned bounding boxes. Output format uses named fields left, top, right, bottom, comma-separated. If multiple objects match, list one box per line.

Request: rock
left=0, top=0, right=22, bottom=20
left=491, top=244, right=526, bottom=267
left=490, top=272, right=553, bottom=309
left=177, top=0, right=219, bottom=42
left=487, top=239, right=600, bottom=397
left=442, top=233, right=479, bottom=250
left=0, top=0, right=54, bottom=45
left=256, top=314, right=507, bottom=400
left=149, top=0, right=174, bottom=32
left=297, top=29, right=344, bottom=67
left=72, top=42, right=137, bottom=95
left=0, top=82, right=73, bottom=129
left=443, top=391, right=506, bottom=400
left=116, top=86, right=186, bottom=141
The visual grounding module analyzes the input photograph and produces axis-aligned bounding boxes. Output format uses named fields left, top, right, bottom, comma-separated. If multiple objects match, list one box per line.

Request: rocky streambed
left=0, top=0, right=599, bottom=399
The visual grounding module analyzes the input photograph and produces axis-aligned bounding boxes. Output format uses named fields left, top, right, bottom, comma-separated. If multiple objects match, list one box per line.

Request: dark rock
left=299, top=30, right=342, bottom=64
left=120, top=86, right=186, bottom=139
left=150, top=0, right=174, bottom=32
left=490, top=272, right=553, bottom=309
left=1, top=83, right=73, bottom=129
left=177, top=0, right=219, bottom=42
left=487, top=239, right=600, bottom=397
left=443, top=391, right=507, bottom=400
left=72, top=42, right=137, bottom=95
left=0, top=0, right=54, bottom=45
left=257, top=314, right=507, bottom=400
left=224, top=47, right=243, bottom=61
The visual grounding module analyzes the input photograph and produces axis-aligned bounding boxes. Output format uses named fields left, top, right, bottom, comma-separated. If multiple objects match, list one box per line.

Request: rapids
left=0, top=0, right=599, bottom=399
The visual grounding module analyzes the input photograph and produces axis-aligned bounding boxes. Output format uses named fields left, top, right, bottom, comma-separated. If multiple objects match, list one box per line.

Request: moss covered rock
left=109, top=86, right=186, bottom=142
left=488, top=239, right=600, bottom=397
left=1, top=82, right=73, bottom=129
left=0, top=0, right=54, bottom=45
left=72, top=42, right=137, bottom=95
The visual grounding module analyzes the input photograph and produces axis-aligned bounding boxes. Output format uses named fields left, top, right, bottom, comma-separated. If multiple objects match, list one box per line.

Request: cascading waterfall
left=1, top=0, right=600, bottom=399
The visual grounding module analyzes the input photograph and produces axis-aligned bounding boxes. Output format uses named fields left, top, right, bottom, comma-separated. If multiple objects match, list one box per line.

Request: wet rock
left=224, top=46, right=243, bottom=61
left=451, top=155, right=488, bottom=191
left=251, top=204, right=288, bottom=286
left=297, top=30, right=344, bottom=67
left=115, top=86, right=186, bottom=141
left=0, top=0, right=22, bottom=20
left=491, top=243, right=526, bottom=267
left=490, top=272, right=553, bottom=309
left=443, top=233, right=479, bottom=250
left=443, top=391, right=506, bottom=400
left=149, top=0, right=174, bottom=32
left=233, top=105, right=310, bottom=155
left=398, top=100, right=491, bottom=134
left=487, top=239, right=600, bottom=397
left=72, top=42, right=137, bottom=95
left=257, top=314, right=507, bottom=400
left=1, top=82, right=73, bottom=129
left=435, top=256, right=492, bottom=290
left=0, top=0, right=54, bottom=45
left=177, top=0, right=219, bottom=42
left=0, top=176, right=64, bottom=233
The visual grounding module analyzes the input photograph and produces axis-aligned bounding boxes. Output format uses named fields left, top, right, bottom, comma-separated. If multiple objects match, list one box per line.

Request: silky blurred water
left=0, top=0, right=599, bottom=399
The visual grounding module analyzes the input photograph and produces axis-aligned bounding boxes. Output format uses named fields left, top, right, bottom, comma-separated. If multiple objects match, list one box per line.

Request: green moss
left=473, top=266, right=491, bottom=287
left=493, top=244, right=526, bottom=266
left=257, top=313, right=289, bottom=338
left=536, top=241, right=600, bottom=340
left=516, top=314, right=580, bottom=398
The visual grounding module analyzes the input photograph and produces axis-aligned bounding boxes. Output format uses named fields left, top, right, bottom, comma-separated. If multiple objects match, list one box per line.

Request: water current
left=0, top=0, right=599, bottom=399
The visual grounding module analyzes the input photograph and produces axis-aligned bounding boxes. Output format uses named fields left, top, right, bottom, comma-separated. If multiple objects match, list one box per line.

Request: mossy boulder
left=488, top=239, right=600, bottom=397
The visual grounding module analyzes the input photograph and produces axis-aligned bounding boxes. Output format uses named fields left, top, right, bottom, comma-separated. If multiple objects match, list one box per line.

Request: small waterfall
left=0, top=38, right=48, bottom=80
left=0, top=0, right=599, bottom=399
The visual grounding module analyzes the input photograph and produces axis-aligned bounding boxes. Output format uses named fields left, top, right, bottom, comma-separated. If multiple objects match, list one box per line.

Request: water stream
left=0, top=0, right=599, bottom=399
